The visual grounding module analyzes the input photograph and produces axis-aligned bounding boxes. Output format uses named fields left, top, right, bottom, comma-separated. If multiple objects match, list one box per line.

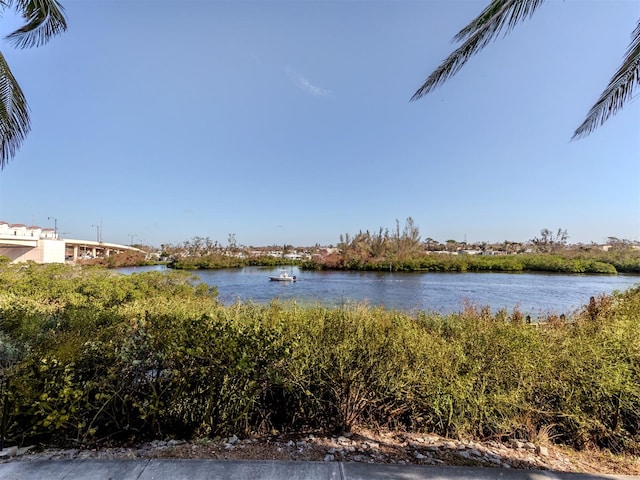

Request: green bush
left=0, top=263, right=638, bottom=455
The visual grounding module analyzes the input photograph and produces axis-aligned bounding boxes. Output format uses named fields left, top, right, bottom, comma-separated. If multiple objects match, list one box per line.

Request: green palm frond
left=572, top=20, right=640, bottom=139
left=411, top=0, right=546, bottom=101
left=6, top=0, right=67, bottom=49
left=0, top=0, right=67, bottom=169
left=0, top=50, right=29, bottom=169
left=452, top=0, right=545, bottom=43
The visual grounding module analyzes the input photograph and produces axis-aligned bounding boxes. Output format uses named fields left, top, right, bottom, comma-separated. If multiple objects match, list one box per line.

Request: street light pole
left=91, top=224, right=100, bottom=243
left=48, top=216, right=58, bottom=239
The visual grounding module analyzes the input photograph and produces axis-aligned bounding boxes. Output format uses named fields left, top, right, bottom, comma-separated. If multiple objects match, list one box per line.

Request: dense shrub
left=302, top=251, right=639, bottom=274
left=170, top=254, right=297, bottom=270
left=0, top=263, right=638, bottom=455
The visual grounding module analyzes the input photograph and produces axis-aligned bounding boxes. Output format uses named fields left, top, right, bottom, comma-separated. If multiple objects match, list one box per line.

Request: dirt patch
left=6, top=428, right=639, bottom=475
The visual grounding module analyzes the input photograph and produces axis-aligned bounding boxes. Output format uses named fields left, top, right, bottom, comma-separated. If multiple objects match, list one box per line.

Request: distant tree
left=0, top=0, right=67, bottom=169
left=337, top=218, right=423, bottom=261
left=398, top=217, right=422, bottom=257
left=531, top=228, right=569, bottom=253
left=445, top=239, right=458, bottom=252
left=338, top=233, right=351, bottom=252
left=370, top=227, right=389, bottom=258
left=180, top=236, right=219, bottom=256
left=606, top=236, right=636, bottom=250
left=402, top=217, right=421, bottom=244
left=227, top=233, right=237, bottom=252
left=424, top=237, right=438, bottom=251
left=411, top=0, right=639, bottom=139
left=502, top=240, right=522, bottom=254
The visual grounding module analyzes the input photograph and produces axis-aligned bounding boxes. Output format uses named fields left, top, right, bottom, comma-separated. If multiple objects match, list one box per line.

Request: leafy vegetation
left=304, top=220, right=638, bottom=274
left=169, top=253, right=299, bottom=270
left=304, top=252, right=623, bottom=274
left=164, top=222, right=639, bottom=275
left=411, top=0, right=640, bottom=139
left=0, top=0, right=68, bottom=169
left=79, top=250, right=156, bottom=269
left=0, top=262, right=639, bottom=456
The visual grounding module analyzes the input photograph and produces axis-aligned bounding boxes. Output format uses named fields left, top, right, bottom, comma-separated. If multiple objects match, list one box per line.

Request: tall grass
left=0, top=263, right=638, bottom=454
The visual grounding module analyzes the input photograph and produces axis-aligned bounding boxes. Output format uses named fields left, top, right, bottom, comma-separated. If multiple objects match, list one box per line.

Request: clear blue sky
left=0, top=0, right=638, bottom=248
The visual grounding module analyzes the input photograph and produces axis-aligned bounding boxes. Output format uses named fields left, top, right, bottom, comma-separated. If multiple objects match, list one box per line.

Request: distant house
left=0, top=222, right=65, bottom=263
left=41, top=228, right=57, bottom=239
left=9, top=223, right=28, bottom=236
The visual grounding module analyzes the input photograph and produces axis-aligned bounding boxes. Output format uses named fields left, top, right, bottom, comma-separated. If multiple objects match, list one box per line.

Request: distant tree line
left=151, top=221, right=640, bottom=274
left=307, top=221, right=640, bottom=274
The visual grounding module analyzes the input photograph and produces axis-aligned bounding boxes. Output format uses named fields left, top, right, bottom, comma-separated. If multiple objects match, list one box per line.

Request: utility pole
left=129, top=234, right=136, bottom=246
left=91, top=224, right=101, bottom=243
left=48, top=216, right=58, bottom=239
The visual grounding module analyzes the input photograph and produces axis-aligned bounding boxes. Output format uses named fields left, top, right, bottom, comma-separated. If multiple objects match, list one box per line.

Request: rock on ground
left=2, top=428, right=638, bottom=476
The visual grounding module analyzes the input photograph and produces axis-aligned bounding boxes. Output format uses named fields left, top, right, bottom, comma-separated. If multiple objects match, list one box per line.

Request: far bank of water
left=118, top=265, right=640, bottom=316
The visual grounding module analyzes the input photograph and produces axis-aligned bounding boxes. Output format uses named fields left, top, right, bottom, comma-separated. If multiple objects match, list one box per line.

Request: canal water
left=118, top=265, right=640, bottom=316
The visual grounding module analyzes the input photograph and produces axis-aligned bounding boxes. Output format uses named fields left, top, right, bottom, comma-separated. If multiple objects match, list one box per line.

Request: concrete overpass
left=64, top=238, right=145, bottom=261
left=0, top=234, right=145, bottom=264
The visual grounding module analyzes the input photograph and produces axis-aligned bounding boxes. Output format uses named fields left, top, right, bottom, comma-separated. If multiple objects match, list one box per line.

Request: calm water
left=118, top=265, right=640, bottom=316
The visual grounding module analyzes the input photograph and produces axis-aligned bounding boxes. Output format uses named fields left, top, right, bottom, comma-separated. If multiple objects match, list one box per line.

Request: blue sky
left=0, top=0, right=638, bottom=248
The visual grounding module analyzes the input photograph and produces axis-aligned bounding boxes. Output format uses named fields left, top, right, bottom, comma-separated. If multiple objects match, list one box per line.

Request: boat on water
left=269, top=270, right=297, bottom=282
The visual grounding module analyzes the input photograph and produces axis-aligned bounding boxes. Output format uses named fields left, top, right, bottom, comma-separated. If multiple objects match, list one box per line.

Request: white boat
left=269, top=270, right=297, bottom=282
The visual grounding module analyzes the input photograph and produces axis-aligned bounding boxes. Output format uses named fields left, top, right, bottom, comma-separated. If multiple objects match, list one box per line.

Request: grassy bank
left=166, top=251, right=640, bottom=275
left=303, top=252, right=640, bottom=274
left=169, top=254, right=299, bottom=270
left=0, top=262, right=638, bottom=455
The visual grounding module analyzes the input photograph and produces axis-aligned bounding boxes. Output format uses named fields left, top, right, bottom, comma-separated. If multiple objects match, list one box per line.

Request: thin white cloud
left=285, top=66, right=331, bottom=97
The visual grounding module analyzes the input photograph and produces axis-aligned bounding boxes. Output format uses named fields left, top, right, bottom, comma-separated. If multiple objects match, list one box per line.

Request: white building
left=0, top=221, right=65, bottom=263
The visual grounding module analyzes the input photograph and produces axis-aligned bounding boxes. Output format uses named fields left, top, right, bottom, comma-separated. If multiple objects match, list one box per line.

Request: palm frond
left=0, top=50, right=30, bottom=169
left=572, top=20, right=640, bottom=139
left=453, top=0, right=545, bottom=43
left=411, top=0, right=546, bottom=101
left=6, top=0, right=67, bottom=49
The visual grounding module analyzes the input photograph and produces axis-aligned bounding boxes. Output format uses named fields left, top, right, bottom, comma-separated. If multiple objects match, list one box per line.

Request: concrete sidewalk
left=0, top=459, right=638, bottom=480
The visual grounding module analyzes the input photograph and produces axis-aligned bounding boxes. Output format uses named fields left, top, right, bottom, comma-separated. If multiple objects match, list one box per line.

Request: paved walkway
left=0, top=459, right=638, bottom=480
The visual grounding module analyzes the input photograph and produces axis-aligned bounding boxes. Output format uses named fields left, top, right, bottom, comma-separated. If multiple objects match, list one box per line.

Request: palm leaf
left=411, top=0, right=546, bottom=101
left=0, top=50, right=29, bottom=169
left=6, top=0, right=67, bottom=49
left=572, top=20, right=640, bottom=139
